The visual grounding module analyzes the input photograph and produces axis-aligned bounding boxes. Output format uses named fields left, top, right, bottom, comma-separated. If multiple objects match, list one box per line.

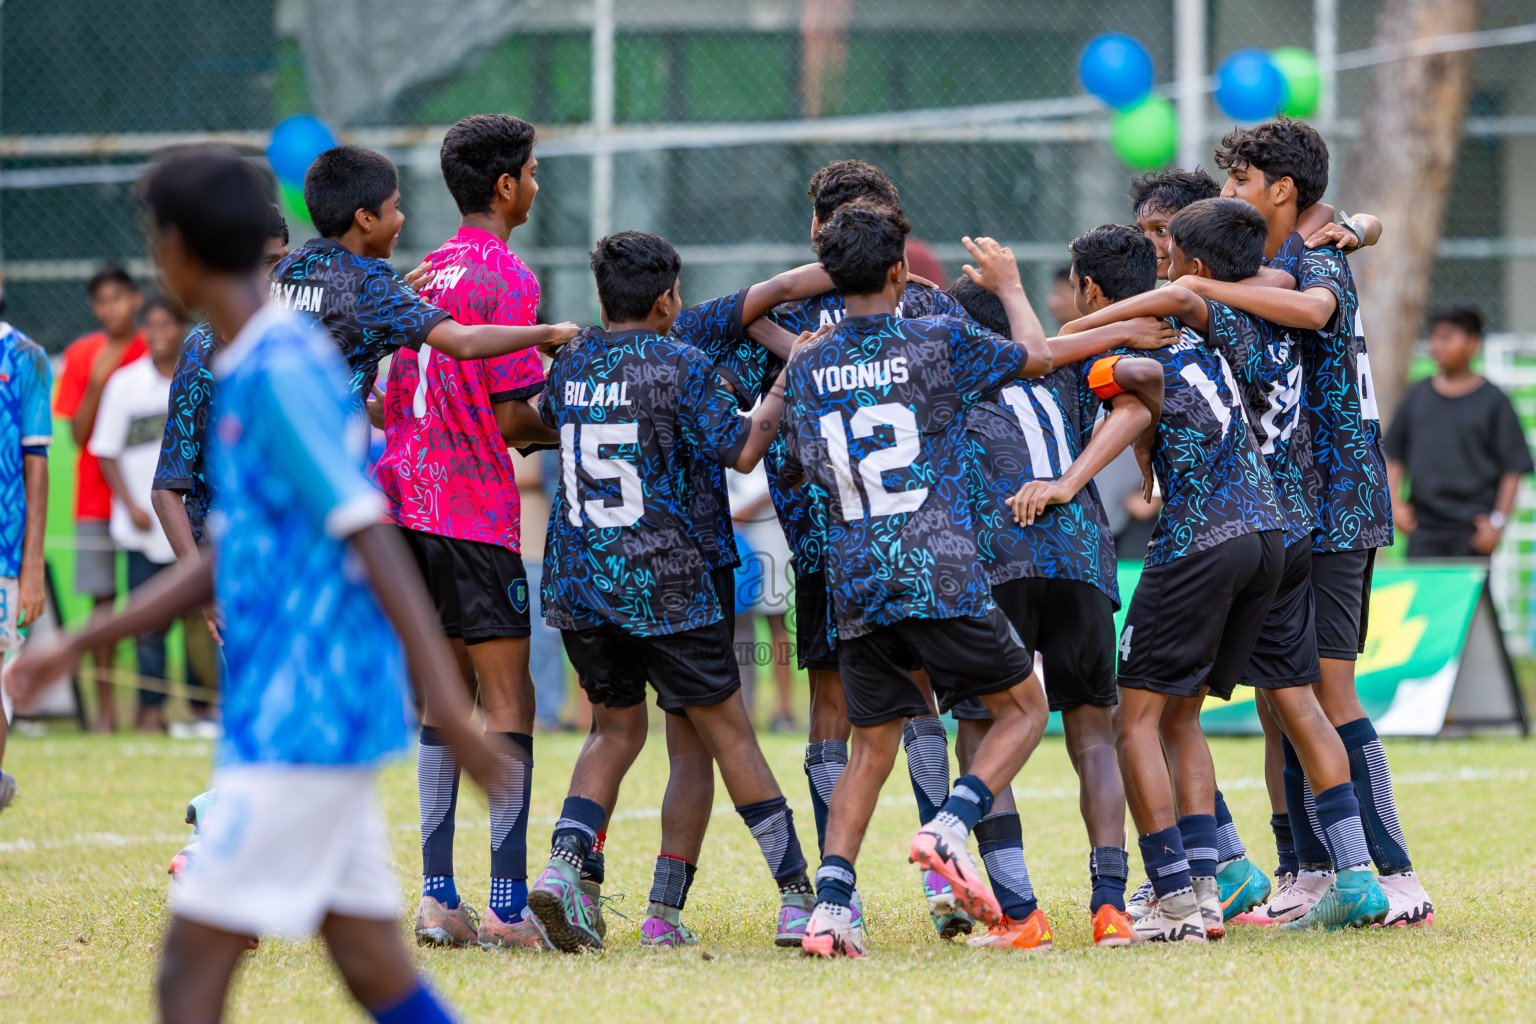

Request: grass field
left=1, top=730, right=1532, bottom=1023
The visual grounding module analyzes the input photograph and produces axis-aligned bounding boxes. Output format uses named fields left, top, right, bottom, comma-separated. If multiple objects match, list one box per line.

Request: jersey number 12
left=817, top=403, right=928, bottom=521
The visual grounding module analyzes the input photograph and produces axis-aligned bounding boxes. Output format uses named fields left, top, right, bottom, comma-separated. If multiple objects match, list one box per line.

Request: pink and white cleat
left=800, top=903, right=866, bottom=959
left=1231, top=871, right=1332, bottom=926
left=1375, top=871, right=1434, bottom=927
left=909, top=824, right=1001, bottom=927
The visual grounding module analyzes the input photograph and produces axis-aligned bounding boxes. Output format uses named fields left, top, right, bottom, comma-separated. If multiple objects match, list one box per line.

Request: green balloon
left=1111, top=95, right=1178, bottom=171
left=1272, top=46, right=1321, bottom=118
left=278, top=180, right=310, bottom=223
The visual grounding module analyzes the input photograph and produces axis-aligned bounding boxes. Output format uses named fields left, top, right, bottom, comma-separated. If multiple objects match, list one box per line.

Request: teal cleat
left=1281, top=869, right=1389, bottom=932
left=1217, top=856, right=1272, bottom=920
left=527, top=859, right=604, bottom=953
left=922, top=869, right=975, bottom=940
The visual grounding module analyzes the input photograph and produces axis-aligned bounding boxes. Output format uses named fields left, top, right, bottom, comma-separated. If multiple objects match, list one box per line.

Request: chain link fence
left=6, top=0, right=1536, bottom=644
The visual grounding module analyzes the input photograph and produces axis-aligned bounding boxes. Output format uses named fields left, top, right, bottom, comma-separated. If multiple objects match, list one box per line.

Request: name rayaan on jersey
left=814, top=298, right=913, bottom=329
left=268, top=281, right=325, bottom=314
left=810, top=356, right=910, bottom=395
left=563, top=380, right=633, bottom=408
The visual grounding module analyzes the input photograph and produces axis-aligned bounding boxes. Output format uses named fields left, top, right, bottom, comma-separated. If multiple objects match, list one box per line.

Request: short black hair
left=267, top=203, right=289, bottom=246
left=1168, top=197, right=1267, bottom=282
left=304, top=145, right=398, bottom=238
left=947, top=275, right=1009, bottom=337
left=139, top=146, right=272, bottom=273
left=815, top=200, right=911, bottom=296
left=139, top=294, right=186, bottom=324
left=1068, top=225, right=1157, bottom=302
left=589, top=231, right=682, bottom=323
left=1215, top=118, right=1329, bottom=210
left=1129, top=166, right=1221, bottom=218
left=440, top=114, right=537, bottom=216
left=1429, top=305, right=1484, bottom=338
left=87, top=262, right=138, bottom=298
left=806, top=160, right=901, bottom=225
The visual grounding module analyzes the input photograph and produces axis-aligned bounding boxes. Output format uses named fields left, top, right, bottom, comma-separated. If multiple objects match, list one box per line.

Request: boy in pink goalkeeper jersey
left=375, top=114, right=558, bottom=952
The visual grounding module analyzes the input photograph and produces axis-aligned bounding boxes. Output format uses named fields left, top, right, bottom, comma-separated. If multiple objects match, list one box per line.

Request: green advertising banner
left=1040, top=561, right=1527, bottom=738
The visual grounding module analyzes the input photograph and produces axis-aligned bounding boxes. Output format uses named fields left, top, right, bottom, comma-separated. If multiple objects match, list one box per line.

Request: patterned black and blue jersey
left=965, top=363, right=1119, bottom=605
left=668, top=290, right=751, bottom=572
left=760, top=282, right=965, bottom=577
left=779, top=313, right=1027, bottom=639
left=268, top=238, right=449, bottom=401
left=1083, top=329, right=1285, bottom=567
left=1202, top=298, right=1312, bottom=547
left=152, top=323, right=220, bottom=544
left=539, top=328, right=749, bottom=637
left=1265, top=235, right=1392, bottom=552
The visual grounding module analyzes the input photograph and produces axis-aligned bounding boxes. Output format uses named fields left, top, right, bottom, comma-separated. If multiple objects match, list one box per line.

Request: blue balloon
left=267, top=114, right=338, bottom=186
left=1079, top=34, right=1155, bottom=111
left=1215, top=49, right=1286, bottom=122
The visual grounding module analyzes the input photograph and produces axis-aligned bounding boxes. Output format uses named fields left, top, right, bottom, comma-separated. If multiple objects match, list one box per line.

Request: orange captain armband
left=1087, top=355, right=1128, bottom=399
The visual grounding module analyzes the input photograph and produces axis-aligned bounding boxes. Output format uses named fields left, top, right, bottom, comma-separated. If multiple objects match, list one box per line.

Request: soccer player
left=526, top=231, right=813, bottom=953
left=1056, top=223, right=1287, bottom=943
left=0, top=281, right=51, bottom=814
left=369, top=114, right=556, bottom=952
left=5, top=146, right=493, bottom=1024
left=1181, top=118, right=1431, bottom=927
left=949, top=274, right=1173, bottom=948
left=269, top=144, right=577, bottom=404
left=778, top=202, right=1052, bottom=959
left=54, top=264, right=145, bottom=733
left=1063, top=199, right=1390, bottom=931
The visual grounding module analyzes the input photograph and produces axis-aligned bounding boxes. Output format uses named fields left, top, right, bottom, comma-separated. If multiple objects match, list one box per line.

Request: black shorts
left=1117, top=531, right=1284, bottom=701
left=838, top=609, right=1034, bottom=727
left=1311, top=548, right=1376, bottom=661
left=1243, top=537, right=1320, bottom=688
left=711, top=565, right=737, bottom=636
left=563, top=620, right=741, bottom=715
left=791, top=568, right=840, bottom=672
left=403, top=528, right=530, bottom=643
left=994, top=577, right=1118, bottom=712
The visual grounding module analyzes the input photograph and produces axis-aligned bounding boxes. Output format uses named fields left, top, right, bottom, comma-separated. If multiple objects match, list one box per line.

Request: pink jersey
left=375, top=227, right=544, bottom=552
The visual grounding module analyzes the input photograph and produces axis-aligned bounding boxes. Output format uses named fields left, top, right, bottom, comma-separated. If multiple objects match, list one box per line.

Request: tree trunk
left=1347, top=0, right=1480, bottom=423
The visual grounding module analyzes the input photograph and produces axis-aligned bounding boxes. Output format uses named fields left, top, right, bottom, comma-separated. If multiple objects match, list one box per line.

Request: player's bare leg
left=156, top=916, right=251, bottom=1023
left=643, top=713, right=715, bottom=947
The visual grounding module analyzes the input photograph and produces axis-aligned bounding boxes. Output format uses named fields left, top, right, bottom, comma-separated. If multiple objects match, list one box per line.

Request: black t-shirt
left=1384, top=377, right=1532, bottom=529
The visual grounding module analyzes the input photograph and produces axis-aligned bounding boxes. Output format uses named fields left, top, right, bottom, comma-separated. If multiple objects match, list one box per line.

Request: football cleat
left=776, top=892, right=815, bottom=948
left=909, top=824, right=1001, bottom=927
left=415, top=895, right=480, bottom=948
left=800, top=903, right=867, bottom=959
left=527, top=860, right=603, bottom=953
left=1232, top=870, right=1332, bottom=926
left=1282, top=869, right=1389, bottom=932
left=965, top=908, right=1054, bottom=950
left=922, top=869, right=975, bottom=940
left=0, top=770, right=17, bottom=816
left=1091, top=904, right=1138, bottom=947
left=1192, top=876, right=1226, bottom=940
left=1131, top=890, right=1206, bottom=944
left=640, top=903, right=700, bottom=948
left=1375, top=871, right=1434, bottom=927
left=1217, top=856, right=1272, bottom=919
left=478, top=906, right=553, bottom=950
left=1126, top=877, right=1156, bottom=921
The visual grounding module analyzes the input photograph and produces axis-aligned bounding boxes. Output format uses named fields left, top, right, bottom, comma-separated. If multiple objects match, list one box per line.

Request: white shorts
left=0, top=577, right=21, bottom=652
left=173, top=764, right=399, bottom=940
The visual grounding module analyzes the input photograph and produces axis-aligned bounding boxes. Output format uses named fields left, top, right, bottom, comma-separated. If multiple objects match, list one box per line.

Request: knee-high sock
left=1313, top=782, right=1372, bottom=873
left=1337, top=717, right=1413, bottom=875
left=1089, top=845, right=1130, bottom=913
left=418, top=726, right=460, bottom=907
left=737, top=796, right=809, bottom=889
left=975, top=811, right=1037, bottom=920
left=1270, top=813, right=1298, bottom=877
left=1177, top=813, right=1219, bottom=879
left=488, top=732, right=532, bottom=920
left=902, top=718, right=950, bottom=826
left=1213, top=789, right=1246, bottom=864
left=1281, top=734, right=1331, bottom=868
left=803, top=739, right=847, bottom=856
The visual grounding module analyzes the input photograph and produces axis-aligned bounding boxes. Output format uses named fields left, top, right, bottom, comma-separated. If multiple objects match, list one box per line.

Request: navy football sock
left=814, top=855, right=856, bottom=910
left=1176, top=813, right=1219, bottom=879
left=487, top=732, right=531, bottom=920
left=1213, top=789, right=1246, bottom=864
left=417, top=726, right=459, bottom=906
left=1337, top=717, right=1413, bottom=875
left=1281, top=734, right=1332, bottom=868
left=804, top=739, right=847, bottom=856
left=1270, top=812, right=1298, bottom=877
left=974, top=812, right=1037, bottom=920
left=902, top=718, right=950, bottom=826
left=551, top=796, right=606, bottom=870
left=737, top=795, right=808, bottom=885
left=1314, top=782, right=1372, bottom=872
left=370, top=979, right=455, bottom=1024
left=649, top=855, right=691, bottom=910
left=933, top=774, right=994, bottom=836
left=1089, top=845, right=1130, bottom=913
left=1139, top=826, right=1193, bottom=898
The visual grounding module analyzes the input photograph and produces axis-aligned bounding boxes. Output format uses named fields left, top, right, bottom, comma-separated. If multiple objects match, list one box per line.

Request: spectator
left=89, top=296, right=181, bottom=732
left=1386, top=305, right=1533, bottom=558
left=728, top=465, right=797, bottom=731
left=53, top=264, right=145, bottom=732
left=1095, top=445, right=1160, bottom=560
left=1045, top=265, right=1077, bottom=330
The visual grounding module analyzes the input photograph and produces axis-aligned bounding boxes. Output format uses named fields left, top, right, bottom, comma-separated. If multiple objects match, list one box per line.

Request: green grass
left=1, top=731, right=1532, bottom=1023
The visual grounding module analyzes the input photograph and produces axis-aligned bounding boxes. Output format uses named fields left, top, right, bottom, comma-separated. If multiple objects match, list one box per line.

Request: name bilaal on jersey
left=268, top=238, right=449, bottom=402
left=1265, top=234, right=1392, bottom=552
left=779, top=313, right=1028, bottom=640
left=1202, top=298, right=1313, bottom=546
left=1085, top=330, right=1284, bottom=567
left=539, top=328, right=751, bottom=637
left=965, top=363, right=1119, bottom=604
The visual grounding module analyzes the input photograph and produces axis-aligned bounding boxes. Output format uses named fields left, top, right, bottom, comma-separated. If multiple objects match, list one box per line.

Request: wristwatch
left=1489, top=510, right=1509, bottom=530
